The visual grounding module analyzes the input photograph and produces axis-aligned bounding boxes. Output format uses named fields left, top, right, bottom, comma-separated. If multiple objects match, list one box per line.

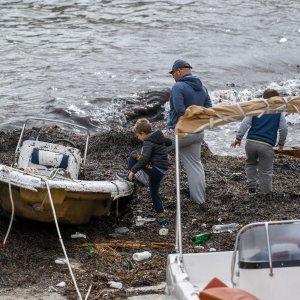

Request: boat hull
left=0, top=165, right=133, bottom=224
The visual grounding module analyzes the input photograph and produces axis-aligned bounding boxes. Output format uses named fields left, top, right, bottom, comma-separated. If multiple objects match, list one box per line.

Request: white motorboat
left=166, top=219, right=300, bottom=300
left=165, top=96, right=300, bottom=299
left=0, top=118, right=134, bottom=224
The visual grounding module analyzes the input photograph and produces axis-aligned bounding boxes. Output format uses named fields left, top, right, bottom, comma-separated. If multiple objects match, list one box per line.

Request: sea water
left=0, top=0, right=299, bottom=146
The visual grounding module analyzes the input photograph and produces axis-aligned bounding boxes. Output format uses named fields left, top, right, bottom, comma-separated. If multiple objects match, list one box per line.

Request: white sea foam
left=163, top=79, right=300, bottom=155
left=279, top=37, right=287, bottom=43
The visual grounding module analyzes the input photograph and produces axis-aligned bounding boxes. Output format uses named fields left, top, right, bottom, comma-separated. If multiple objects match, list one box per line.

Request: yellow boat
left=0, top=118, right=133, bottom=224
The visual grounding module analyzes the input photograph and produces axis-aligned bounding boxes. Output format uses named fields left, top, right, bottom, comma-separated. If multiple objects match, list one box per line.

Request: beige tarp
left=175, top=96, right=300, bottom=136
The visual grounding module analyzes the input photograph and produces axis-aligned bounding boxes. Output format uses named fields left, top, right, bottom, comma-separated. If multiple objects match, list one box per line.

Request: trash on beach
left=83, top=245, right=95, bottom=255
left=114, top=227, right=129, bottom=234
left=55, top=258, right=67, bottom=264
left=56, top=281, right=66, bottom=288
left=71, top=232, right=87, bottom=239
left=49, top=286, right=58, bottom=292
left=159, top=228, right=169, bottom=236
left=209, top=247, right=217, bottom=252
left=192, top=233, right=210, bottom=245
left=212, top=223, right=240, bottom=233
left=108, top=280, right=123, bottom=289
left=136, top=216, right=156, bottom=226
left=194, top=245, right=205, bottom=250
left=132, top=251, right=152, bottom=261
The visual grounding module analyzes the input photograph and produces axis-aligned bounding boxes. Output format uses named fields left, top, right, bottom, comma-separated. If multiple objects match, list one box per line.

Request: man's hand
left=277, top=145, right=284, bottom=153
left=230, top=140, right=241, bottom=148
left=162, top=129, right=172, bottom=139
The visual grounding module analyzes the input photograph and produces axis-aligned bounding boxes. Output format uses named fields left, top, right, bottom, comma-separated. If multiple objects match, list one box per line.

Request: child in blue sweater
left=231, top=89, right=288, bottom=194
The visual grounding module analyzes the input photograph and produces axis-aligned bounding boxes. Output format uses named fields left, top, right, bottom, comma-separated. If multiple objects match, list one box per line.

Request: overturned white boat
left=0, top=118, right=133, bottom=224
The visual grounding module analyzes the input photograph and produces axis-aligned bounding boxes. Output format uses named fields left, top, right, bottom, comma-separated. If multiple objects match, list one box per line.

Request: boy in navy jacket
left=118, top=119, right=171, bottom=224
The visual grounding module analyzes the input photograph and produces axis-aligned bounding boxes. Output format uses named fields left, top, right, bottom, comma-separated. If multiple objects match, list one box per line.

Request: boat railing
left=49, top=168, right=72, bottom=180
left=15, top=118, right=90, bottom=166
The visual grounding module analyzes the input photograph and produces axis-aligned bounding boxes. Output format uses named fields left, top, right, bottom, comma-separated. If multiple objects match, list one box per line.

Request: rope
left=111, top=181, right=120, bottom=218
left=84, top=284, right=93, bottom=300
left=2, top=165, right=90, bottom=299
left=286, top=97, right=299, bottom=113
left=2, top=167, right=15, bottom=247
left=209, top=117, right=214, bottom=129
left=236, top=103, right=247, bottom=117
left=44, top=180, right=84, bottom=300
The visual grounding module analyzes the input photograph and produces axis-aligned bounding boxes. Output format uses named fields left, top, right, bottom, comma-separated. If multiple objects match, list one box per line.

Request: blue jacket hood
left=179, top=74, right=203, bottom=91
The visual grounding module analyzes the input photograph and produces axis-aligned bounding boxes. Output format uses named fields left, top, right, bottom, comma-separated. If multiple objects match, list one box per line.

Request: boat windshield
left=239, top=222, right=300, bottom=269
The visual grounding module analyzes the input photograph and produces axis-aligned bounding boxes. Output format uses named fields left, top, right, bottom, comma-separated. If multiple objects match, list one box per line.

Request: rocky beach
left=0, top=124, right=299, bottom=300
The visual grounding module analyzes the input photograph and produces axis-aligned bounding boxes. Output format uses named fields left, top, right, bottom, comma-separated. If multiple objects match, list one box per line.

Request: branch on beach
left=82, top=241, right=175, bottom=250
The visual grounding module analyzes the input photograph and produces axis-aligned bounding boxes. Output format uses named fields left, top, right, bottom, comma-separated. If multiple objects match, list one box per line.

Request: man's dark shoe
left=248, top=188, right=256, bottom=194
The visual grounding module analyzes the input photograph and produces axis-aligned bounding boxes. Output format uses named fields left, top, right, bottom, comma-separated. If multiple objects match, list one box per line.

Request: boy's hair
left=132, top=118, right=152, bottom=134
left=263, top=89, right=280, bottom=99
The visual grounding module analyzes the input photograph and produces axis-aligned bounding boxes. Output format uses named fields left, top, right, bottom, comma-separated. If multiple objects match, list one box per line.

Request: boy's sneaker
left=116, top=173, right=134, bottom=185
left=134, top=170, right=149, bottom=186
left=158, top=216, right=169, bottom=226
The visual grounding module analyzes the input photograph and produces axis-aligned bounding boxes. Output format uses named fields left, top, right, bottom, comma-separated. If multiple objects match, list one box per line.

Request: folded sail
left=175, top=96, right=300, bottom=136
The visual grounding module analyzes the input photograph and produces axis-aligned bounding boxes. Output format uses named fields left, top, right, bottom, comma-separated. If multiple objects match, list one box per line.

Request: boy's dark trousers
left=128, top=150, right=165, bottom=213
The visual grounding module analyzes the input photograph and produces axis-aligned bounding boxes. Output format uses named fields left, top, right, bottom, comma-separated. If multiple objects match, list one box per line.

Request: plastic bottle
left=108, top=281, right=123, bottom=289
left=212, top=223, right=240, bottom=233
left=192, top=233, right=210, bottom=245
left=132, top=251, right=152, bottom=261
left=71, top=232, right=86, bottom=239
left=55, top=258, right=67, bottom=265
left=83, top=245, right=95, bottom=254
left=135, top=216, right=156, bottom=226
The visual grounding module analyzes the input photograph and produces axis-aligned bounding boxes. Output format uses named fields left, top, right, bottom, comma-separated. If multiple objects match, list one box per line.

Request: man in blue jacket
left=166, top=59, right=212, bottom=205
left=231, top=89, right=288, bottom=194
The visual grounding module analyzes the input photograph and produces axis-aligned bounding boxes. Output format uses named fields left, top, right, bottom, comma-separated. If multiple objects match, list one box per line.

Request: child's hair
left=263, top=89, right=280, bottom=99
left=132, top=118, right=152, bottom=134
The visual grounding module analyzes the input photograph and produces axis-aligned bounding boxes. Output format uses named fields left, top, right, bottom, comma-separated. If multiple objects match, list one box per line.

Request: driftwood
left=176, top=96, right=300, bottom=136
left=81, top=240, right=176, bottom=250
